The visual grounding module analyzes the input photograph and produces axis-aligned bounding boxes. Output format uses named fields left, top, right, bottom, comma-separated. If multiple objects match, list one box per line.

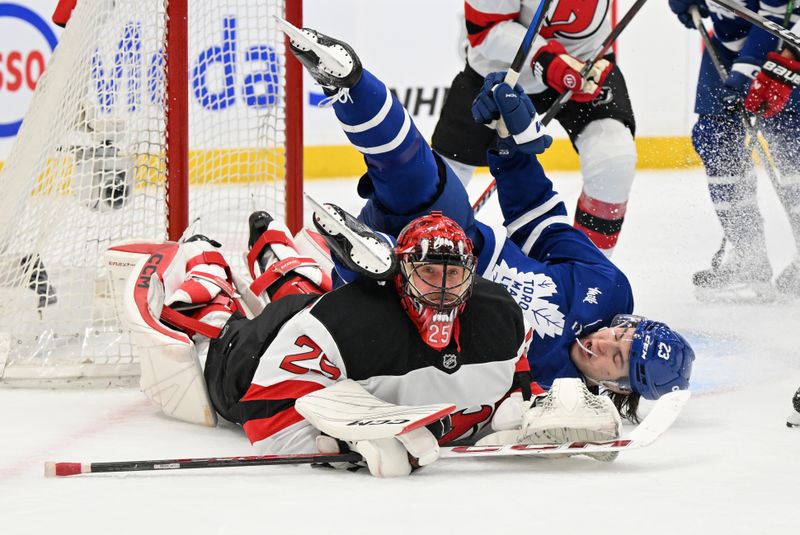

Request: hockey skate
left=276, top=18, right=362, bottom=96
left=775, top=257, right=800, bottom=298
left=692, top=245, right=776, bottom=302
left=306, top=195, right=397, bottom=280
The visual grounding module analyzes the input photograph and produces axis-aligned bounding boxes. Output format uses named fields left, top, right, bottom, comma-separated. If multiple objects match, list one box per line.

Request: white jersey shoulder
left=466, top=0, right=612, bottom=94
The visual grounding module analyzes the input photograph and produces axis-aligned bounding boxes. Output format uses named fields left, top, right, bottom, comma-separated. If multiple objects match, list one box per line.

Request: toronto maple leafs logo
left=489, top=260, right=565, bottom=338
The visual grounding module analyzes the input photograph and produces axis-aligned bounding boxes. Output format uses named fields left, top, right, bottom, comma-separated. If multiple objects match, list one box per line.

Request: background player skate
left=670, top=0, right=800, bottom=299
left=278, top=20, right=694, bottom=423
left=431, top=0, right=638, bottom=256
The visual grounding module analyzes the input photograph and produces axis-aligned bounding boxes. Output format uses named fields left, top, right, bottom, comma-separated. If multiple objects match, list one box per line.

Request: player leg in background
left=279, top=21, right=479, bottom=245
left=530, top=63, right=638, bottom=258
left=690, top=43, right=772, bottom=298
left=430, top=65, right=496, bottom=185
left=759, top=102, right=800, bottom=297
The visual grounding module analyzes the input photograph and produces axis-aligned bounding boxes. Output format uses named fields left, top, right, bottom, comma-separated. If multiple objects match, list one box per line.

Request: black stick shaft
left=540, top=0, right=649, bottom=125
left=47, top=452, right=364, bottom=476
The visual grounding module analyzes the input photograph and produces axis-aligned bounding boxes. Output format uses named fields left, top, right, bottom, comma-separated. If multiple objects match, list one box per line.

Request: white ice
left=2, top=168, right=799, bottom=535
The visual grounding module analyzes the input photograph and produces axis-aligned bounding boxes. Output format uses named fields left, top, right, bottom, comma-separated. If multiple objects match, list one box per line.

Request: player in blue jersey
left=279, top=21, right=694, bottom=422
left=744, top=16, right=800, bottom=296
left=669, top=0, right=800, bottom=299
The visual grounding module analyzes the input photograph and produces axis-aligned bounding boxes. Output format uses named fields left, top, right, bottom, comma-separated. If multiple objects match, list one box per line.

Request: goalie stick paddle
left=706, top=0, right=800, bottom=52
left=473, top=0, right=648, bottom=213
left=44, top=390, right=690, bottom=477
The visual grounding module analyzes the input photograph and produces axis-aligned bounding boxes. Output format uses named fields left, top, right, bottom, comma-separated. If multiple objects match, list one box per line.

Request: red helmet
left=394, top=211, right=476, bottom=350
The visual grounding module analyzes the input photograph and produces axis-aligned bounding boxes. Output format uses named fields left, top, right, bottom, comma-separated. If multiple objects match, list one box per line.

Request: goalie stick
left=44, top=390, right=689, bottom=477
left=473, top=0, right=648, bottom=213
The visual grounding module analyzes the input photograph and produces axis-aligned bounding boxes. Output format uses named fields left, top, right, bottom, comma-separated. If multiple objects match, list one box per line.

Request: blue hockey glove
left=668, top=0, right=709, bottom=29
left=471, top=72, right=506, bottom=125
left=722, top=59, right=760, bottom=110
left=492, top=82, right=553, bottom=157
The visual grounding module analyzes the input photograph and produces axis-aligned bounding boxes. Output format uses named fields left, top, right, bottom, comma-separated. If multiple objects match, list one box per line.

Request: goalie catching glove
left=477, top=378, right=622, bottom=462
left=472, top=72, right=553, bottom=157
left=531, top=41, right=612, bottom=102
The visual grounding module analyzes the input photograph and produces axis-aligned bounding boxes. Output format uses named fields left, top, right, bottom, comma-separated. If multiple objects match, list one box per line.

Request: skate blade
left=273, top=17, right=349, bottom=73
left=304, top=194, right=394, bottom=276
left=694, top=282, right=777, bottom=304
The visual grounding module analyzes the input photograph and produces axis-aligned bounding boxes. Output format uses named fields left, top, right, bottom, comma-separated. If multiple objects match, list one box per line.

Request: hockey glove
left=720, top=58, right=760, bottom=111
left=531, top=40, right=611, bottom=102
left=744, top=51, right=800, bottom=118
left=315, top=427, right=440, bottom=477
left=492, top=83, right=553, bottom=157
left=471, top=73, right=553, bottom=157
left=668, top=0, right=709, bottom=29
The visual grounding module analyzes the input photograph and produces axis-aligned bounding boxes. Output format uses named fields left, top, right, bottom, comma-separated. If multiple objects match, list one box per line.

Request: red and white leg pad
left=246, top=221, right=332, bottom=304
left=111, top=239, right=248, bottom=427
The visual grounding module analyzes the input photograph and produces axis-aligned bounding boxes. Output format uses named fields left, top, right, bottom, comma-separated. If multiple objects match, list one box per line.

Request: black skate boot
left=306, top=196, right=397, bottom=280
left=775, top=257, right=800, bottom=298
left=276, top=18, right=362, bottom=92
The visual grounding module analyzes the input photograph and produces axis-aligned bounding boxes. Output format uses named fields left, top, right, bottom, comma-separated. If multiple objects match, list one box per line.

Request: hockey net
left=0, top=0, right=302, bottom=387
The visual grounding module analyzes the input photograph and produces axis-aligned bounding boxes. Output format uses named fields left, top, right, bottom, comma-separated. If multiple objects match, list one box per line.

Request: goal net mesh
left=0, top=0, right=297, bottom=386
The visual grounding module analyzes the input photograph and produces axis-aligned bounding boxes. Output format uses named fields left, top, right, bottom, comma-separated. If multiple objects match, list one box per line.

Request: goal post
left=0, top=0, right=303, bottom=386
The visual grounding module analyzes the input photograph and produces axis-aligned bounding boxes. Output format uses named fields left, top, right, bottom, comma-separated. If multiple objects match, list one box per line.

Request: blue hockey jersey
left=328, top=69, right=634, bottom=388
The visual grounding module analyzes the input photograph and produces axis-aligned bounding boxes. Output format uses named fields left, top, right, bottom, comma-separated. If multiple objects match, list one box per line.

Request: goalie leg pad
left=122, top=245, right=218, bottom=427
left=246, top=211, right=331, bottom=303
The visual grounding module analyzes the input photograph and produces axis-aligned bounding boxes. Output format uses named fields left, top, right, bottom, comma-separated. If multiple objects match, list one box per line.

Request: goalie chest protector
left=309, top=277, right=527, bottom=379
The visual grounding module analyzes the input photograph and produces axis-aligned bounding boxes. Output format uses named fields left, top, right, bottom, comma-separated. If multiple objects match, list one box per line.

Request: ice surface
left=1, top=169, right=799, bottom=534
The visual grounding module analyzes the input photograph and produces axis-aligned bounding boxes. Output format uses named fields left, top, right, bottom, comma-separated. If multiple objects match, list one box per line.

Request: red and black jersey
left=205, top=277, right=532, bottom=454
left=465, top=0, right=612, bottom=94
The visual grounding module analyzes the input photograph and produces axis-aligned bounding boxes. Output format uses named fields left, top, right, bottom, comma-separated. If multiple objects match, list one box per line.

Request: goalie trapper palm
left=521, top=378, right=622, bottom=462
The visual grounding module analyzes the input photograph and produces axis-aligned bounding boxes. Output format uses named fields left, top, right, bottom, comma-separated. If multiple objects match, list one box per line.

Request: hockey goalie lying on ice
left=107, top=22, right=694, bottom=478
left=110, top=206, right=630, bottom=477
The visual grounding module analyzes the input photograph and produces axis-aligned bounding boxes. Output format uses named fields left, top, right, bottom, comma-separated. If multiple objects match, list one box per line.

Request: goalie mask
left=578, top=314, right=695, bottom=400
left=394, top=211, right=476, bottom=350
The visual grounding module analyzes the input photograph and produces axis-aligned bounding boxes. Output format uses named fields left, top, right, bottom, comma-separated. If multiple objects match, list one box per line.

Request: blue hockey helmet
left=615, top=315, right=695, bottom=400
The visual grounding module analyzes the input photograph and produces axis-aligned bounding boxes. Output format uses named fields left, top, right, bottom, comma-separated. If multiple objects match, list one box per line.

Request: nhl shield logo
left=442, top=353, right=458, bottom=370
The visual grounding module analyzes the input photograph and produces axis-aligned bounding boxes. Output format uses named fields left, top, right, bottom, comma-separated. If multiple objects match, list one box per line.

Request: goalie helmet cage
left=0, top=0, right=303, bottom=387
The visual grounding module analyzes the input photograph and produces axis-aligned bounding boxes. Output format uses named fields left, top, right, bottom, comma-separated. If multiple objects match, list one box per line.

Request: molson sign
left=0, top=2, right=58, bottom=139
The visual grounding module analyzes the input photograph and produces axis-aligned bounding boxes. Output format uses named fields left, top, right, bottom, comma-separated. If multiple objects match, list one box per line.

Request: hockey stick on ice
left=473, top=0, right=648, bottom=213
left=44, top=390, right=690, bottom=476
left=706, top=0, right=800, bottom=52
left=470, top=0, right=554, bottom=213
